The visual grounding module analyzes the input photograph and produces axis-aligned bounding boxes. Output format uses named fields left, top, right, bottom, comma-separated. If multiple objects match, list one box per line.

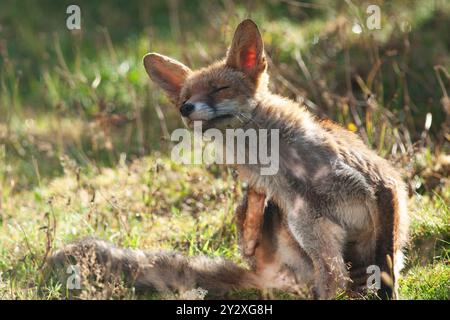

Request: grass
left=0, top=0, right=449, bottom=299
left=400, top=261, right=450, bottom=300
left=0, top=156, right=244, bottom=299
left=0, top=154, right=448, bottom=300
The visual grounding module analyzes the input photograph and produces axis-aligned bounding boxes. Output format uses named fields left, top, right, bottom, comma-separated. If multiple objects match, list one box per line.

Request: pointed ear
left=143, top=53, right=191, bottom=102
left=226, top=19, right=267, bottom=82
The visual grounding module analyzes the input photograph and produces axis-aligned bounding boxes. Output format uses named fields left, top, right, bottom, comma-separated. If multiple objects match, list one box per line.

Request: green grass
left=0, top=155, right=243, bottom=299
left=0, top=154, right=449, bottom=299
left=400, top=262, right=450, bottom=300
left=0, top=0, right=449, bottom=299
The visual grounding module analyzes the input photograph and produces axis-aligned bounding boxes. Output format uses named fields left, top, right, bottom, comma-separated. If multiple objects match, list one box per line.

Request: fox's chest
left=237, top=164, right=294, bottom=214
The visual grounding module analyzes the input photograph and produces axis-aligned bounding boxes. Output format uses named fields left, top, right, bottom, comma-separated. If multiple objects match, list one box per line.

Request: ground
left=0, top=154, right=448, bottom=299
left=0, top=0, right=449, bottom=299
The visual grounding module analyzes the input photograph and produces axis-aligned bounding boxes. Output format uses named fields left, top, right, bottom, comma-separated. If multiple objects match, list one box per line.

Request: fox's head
left=143, top=19, right=268, bottom=131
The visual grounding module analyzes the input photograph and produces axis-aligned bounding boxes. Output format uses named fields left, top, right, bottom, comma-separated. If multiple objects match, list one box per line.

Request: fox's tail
left=46, top=237, right=259, bottom=298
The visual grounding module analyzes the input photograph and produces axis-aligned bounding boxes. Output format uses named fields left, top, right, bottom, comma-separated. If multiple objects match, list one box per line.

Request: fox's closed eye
left=210, top=86, right=230, bottom=95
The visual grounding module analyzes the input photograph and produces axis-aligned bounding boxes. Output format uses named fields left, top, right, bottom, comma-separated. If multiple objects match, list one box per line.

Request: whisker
left=233, top=114, right=244, bottom=124
left=235, top=112, right=261, bottom=128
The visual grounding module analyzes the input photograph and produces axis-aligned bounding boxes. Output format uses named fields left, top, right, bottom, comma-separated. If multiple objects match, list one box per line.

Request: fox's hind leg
left=241, top=188, right=266, bottom=256
left=345, top=229, right=378, bottom=295
left=236, top=194, right=315, bottom=297
left=373, top=185, right=405, bottom=299
left=287, top=198, right=349, bottom=299
left=347, top=184, right=408, bottom=300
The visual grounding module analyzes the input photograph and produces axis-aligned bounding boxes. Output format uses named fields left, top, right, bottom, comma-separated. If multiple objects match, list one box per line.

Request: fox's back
left=248, top=93, right=403, bottom=190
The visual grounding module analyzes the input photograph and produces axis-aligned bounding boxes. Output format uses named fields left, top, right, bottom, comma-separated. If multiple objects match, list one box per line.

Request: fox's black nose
left=180, top=103, right=195, bottom=117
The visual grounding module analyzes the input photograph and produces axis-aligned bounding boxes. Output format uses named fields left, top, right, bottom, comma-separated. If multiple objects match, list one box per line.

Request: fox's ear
left=143, top=53, right=191, bottom=102
left=226, top=19, right=267, bottom=82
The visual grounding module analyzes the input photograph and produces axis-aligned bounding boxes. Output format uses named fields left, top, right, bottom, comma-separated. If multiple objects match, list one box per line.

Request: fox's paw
left=243, top=239, right=258, bottom=256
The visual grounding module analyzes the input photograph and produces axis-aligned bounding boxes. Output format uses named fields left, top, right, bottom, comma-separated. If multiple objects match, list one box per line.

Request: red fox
left=49, top=19, right=409, bottom=300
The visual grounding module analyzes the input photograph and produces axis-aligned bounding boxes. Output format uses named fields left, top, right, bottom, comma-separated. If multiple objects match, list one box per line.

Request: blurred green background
left=0, top=0, right=448, bottom=299
left=1, top=0, right=448, bottom=190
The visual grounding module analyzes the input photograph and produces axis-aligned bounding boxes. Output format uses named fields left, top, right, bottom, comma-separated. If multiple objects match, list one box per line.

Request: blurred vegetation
left=0, top=0, right=448, bottom=299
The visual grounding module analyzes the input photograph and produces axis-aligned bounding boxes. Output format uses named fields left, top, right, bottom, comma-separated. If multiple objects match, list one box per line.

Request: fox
left=48, top=19, right=409, bottom=300
left=142, top=19, right=409, bottom=299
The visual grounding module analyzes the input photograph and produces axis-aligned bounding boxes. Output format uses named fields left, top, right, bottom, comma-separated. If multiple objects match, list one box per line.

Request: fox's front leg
left=287, top=199, right=348, bottom=299
left=241, top=188, right=266, bottom=256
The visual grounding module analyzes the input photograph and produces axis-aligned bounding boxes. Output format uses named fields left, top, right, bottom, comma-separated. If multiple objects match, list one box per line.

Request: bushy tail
left=46, top=237, right=258, bottom=298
